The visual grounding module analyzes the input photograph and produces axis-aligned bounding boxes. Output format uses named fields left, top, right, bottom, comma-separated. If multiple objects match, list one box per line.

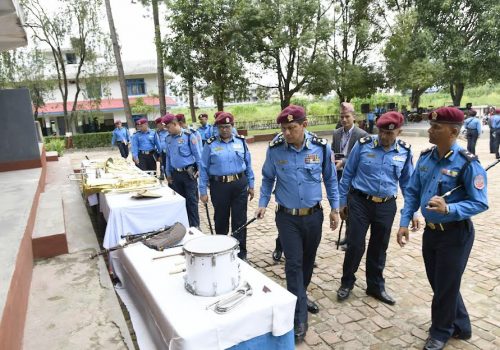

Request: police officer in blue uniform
left=398, top=107, right=488, bottom=350
left=111, top=120, right=130, bottom=158
left=163, top=114, right=202, bottom=228
left=197, top=113, right=213, bottom=145
left=336, top=112, right=417, bottom=305
left=255, top=105, right=340, bottom=343
left=175, top=113, right=203, bottom=154
left=155, top=116, right=169, bottom=179
left=463, top=110, right=481, bottom=154
left=211, top=111, right=238, bottom=138
left=131, top=118, right=161, bottom=172
left=491, top=108, right=500, bottom=159
left=199, top=112, right=255, bottom=259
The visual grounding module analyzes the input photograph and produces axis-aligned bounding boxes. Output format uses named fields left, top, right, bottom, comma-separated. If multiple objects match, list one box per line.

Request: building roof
left=38, top=96, right=177, bottom=116
left=0, top=0, right=28, bottom=52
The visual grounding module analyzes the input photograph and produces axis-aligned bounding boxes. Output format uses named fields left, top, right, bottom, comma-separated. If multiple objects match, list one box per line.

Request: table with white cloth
left=100, top=186, right=190, bottom=249
left=111, top=230, right=296, bottom=350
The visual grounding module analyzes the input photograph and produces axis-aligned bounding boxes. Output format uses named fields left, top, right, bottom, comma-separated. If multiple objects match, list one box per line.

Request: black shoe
left=338, top=238, right=347, bottom=246
left=340, top=243, right=348, bottom=251
left=272, top=248, right=282, bottom=262
left=307, top=298, right=319, bottom=314
left=294, top=322, right=308, bottom=343
left=423, top=337, right=446, bottom=350
left=337, top=286, right=352, bottom=301
left=452, top=329, right=472, bottom=340
left=366, top=289, right=396, bottom=305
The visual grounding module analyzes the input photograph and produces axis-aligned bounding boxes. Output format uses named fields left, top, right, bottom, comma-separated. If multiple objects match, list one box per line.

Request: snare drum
left=183, top=235, right=240, bottom=297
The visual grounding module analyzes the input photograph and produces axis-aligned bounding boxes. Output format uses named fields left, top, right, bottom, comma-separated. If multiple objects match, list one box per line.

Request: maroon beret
left=468, top=110, right=477, bottom=116
left=376, top=112, right=404, bottom=130
left=154, top=116, right=163, bottom=124
left=214, top=112, right=234, bottom=125
left=175, top=113, right=186, bottom=122
left=214, top=111, right=224, bottom=118
left=429, top=107, right=464, bottom=124
left=136, top=118, right=148, bottom=125
left=495, top=108, right=500, bottom=115
left=276, top=105, right=306, bottom=124
left=198, top=113, right=209, bottom=119
left=162, top=113, right=176, bottom=125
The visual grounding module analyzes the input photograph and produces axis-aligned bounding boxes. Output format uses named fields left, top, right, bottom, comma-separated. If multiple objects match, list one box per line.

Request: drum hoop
left=183, top=236, right=239, bottom=257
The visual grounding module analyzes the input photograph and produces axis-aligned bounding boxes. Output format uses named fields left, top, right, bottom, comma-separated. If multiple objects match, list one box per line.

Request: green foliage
left=131, top=97, right=154, bottom=115
left=72, top=132, right=113, bottom=148
left=44, top=139, right=65, bottom=156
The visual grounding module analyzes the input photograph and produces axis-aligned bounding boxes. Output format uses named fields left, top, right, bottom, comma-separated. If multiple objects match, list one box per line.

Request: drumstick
left=169, top=266, right=186, bottom=275
left=152, top=251, right=184, bottom=261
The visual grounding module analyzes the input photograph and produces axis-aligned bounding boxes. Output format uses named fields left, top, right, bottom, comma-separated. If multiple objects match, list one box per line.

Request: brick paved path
left=71, top=131, right=500, bottom=349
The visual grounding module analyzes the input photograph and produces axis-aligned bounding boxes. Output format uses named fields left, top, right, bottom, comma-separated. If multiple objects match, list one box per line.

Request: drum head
left=184, top=235, right=239, bottom=254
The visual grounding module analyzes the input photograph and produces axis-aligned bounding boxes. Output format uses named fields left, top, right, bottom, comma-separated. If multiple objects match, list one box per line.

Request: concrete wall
left=0, top=88, right=41, bottom=172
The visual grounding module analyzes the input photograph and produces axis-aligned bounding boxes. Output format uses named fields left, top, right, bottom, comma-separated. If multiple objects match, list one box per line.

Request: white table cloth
left=101, top=186, right=189, bottom=249
left=112, top=231, right=296, bottom=350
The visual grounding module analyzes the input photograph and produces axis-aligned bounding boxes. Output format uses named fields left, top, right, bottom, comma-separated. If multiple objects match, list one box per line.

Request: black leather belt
left=426, top=220, right=467, bottom=231
left=210, top=172, right=244, bottom=183
left=140, top=150, right=154, bottom=155
left=276, top=202, right=322, bottom=216
left=350, top=188, right=395, bottom=203
left=174, top=164, right=195, bottom=172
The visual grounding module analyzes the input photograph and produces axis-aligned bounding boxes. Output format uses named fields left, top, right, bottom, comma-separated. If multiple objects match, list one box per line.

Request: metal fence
left=234, top=115, right=338, bottom=130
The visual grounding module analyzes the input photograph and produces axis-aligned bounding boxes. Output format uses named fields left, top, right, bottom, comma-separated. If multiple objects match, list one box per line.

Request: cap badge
left=431, top=112, right=438, bottom=120
left=388, top=124, right=395, bottom=130
left=287, top=115, right=294, bottom=122
left=225, top=117, right=230, bottom=123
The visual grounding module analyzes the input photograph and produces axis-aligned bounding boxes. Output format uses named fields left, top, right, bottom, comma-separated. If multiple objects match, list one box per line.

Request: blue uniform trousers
left=466, top=129, right=478, bottom=154
left=489, top=128, right=495, bottom=154
left=138, top=153, right=156, bottom=172
left=341, top=191, right=396, bottom=291
left=209, top=176, right=248, bottom=258
left=494, top=129, right=500, bottom=158
left=422, top=220, right=474, bottom=342
left=172, top=170, right=200, bottom=227
left=276, top=209, right=323, bottom=325
left=117, top=142, right=129, bottom=159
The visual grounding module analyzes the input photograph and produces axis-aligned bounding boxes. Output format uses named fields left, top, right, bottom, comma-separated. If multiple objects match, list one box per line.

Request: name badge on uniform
left=233, top=144, right=243, bottom=150
left=441, top=169, right=458, bottom=177
left=419, top=166, right=428, bottom=172
left=178, top=138, right=185, bottom=144
left=277, top=160, right=288, bottom=165
left=366, top=153, right=376, bottom=158
left=305, top=154, right=320, bottom=164
left=393, top=155, right=406, bottom=162
left=214, top=147, right=223, bottom=152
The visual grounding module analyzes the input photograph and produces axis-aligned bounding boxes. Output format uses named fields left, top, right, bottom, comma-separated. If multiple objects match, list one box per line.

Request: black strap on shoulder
left=269, top=133, right=284, bottom=148
left=457, top=149, right=477, bottom=186
left=311, top=136, right=328, bottom=171
left=420, top=146, right=434, bottom=157
left=359, top=136, right=372, bottom=145
left=397, top=139, right=411, bottom=150
left=206, top=136, right=216, bottom=145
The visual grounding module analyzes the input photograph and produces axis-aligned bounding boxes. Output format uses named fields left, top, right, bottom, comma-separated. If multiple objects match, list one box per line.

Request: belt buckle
left=298, top=208, right=310, bottom=216
left=438, top=223, right=444, bottom=231
left=372, top=196, right=383, bottom=203
left=428, top=222, right=436, bottom=230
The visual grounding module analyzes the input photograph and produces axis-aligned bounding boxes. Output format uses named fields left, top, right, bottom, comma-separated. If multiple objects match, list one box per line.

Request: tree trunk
left=281, top=93, right=291, bottom=109
left=216, top=95, right=224, bottom=111
left=450, top=82, right=465, bottom=107
left=152, top=0, right=166, bottom=116
left=188, top=78, right=196, bottom=123
left=410, top=88, right=423, bottom=109
left=104, top=0, right=134, bottom=127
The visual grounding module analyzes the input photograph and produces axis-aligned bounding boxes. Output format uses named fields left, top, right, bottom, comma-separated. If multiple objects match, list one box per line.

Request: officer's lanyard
left=340, top=128, right=353, bottom=154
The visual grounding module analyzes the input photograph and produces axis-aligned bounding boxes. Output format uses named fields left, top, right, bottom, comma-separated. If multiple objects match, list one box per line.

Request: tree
left=327, top=0, right=386, bottom=103
left=248, top=0, right=334, bottom=108
left=21, top=0, right=110, bottom=133
left=0, top=48, right=55, bottom=119
left=166, top=0, right=255, bottom=111
left=416, top=0, right=500, bottom=106
left=384, top=10, right=443, bottom=108
left=104, top=0, right=134, bottom=127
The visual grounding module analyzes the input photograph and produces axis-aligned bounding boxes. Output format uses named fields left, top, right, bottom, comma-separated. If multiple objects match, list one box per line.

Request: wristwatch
left=445, top=205, right=450, bottom=215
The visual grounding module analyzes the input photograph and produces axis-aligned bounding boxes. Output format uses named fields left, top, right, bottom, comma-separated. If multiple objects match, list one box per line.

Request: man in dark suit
left=331, top=102, right=368, bottom=249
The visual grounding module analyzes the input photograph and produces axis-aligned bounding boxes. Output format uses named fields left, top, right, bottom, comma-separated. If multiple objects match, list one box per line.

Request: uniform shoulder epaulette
left=308, top=131, right=318, bottom=137
left=420, top=146, right=435, bottom=155
left=397, top=139, right=411, bottom=150
left=235, top=134, right=245, bottom=139
left=206, top=136, right=216, bottom=145
left=269, top=133, right=284, bottom=148
left=311, top=136, right=327, bottom=146
left=184, top=129, right=192, bottom=135
left=359, top=136, right=372, bottom=145
left=458, top=149, right=478, bottom=162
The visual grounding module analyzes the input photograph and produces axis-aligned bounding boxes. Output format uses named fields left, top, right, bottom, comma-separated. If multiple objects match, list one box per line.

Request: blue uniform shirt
left=165, top=129, right=202, bottom=177
left=131, top=129, right=160, bottom=159
left=339, top=136, right=414, bottom=207
left=400, top=143, right=488, bottom=227
left=157, top=129, right=169, bottom=153
left=259, top=131, right=339, bottom=209
left=111, top=127, right=130, bottom=145
left=464, top=117, right=481, bottom=133
left=491, top=114, right=500, bottom=129
left=199, top=135, right=255, bottom=195
left=367, top=112, right=376, bottom=121
left=198, top=124, right=213, bottom=141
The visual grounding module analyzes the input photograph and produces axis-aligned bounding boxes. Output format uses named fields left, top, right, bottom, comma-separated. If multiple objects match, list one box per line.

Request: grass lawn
left=247, top=123, right=336, bottom=136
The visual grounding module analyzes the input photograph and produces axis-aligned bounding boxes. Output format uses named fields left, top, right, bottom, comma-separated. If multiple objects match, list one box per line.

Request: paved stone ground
left=69, top=130, right=500, bottom=350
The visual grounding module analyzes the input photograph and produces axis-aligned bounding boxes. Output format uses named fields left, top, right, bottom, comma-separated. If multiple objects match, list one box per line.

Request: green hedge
left=45, top=139, right=65, bottom=156
left=72, top=132, right=113, bottom=148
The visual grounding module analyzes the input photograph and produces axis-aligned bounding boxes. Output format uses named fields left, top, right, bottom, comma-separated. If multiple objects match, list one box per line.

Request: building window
left=86, top=81, right=102, bottom=99
left=126, top=78, right=146, bottom=96
left=66, top=53, right=77, bottom=64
